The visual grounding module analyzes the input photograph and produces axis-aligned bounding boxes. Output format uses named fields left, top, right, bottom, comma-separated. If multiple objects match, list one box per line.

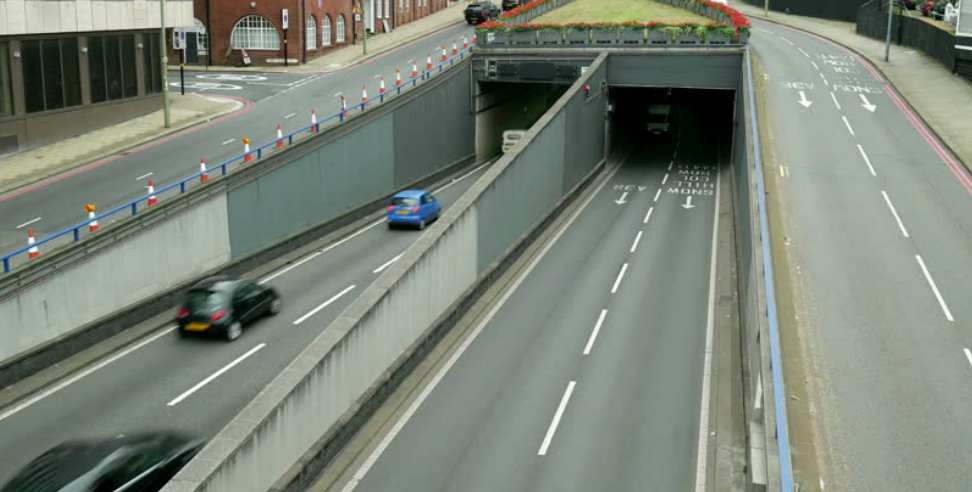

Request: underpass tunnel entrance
left=475, top=81, right=569, bottom=160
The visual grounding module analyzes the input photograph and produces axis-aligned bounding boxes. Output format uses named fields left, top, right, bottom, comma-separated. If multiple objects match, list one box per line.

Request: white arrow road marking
left=830, top=92, right=842, bottom=110
left=859, top=94, right=877, bottom=112
left=538, top=381, right=577, bottom=455
left=638, top=185, right=647, bottom=192
left=682, top=196, right=696, bottom=209
left=798, top=91, right=813, bottom=108
left=167, top=343, right=266, bottom=406
left=614, top=191, right=629, bottom=205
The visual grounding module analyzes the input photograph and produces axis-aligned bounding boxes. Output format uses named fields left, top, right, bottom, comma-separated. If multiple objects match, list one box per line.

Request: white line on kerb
left=811, top=61, right=820, bottom=71
left=781, top=36, right=795, bottom=46
left=662, top=173, right=670, bottom=185
left=583, top=310, right=608, bottom=355
left=167, top=343, right=266, bottom=406
left=16, top=217, right=42, bottom=229
left=915, top=255, right=954, bottom=322
left=963, top=348, right=972, bottom=368
left=221, top=138, right=236, bottom=146
left=630, top=230, right=644, bottom=253
left=856, top=145, right=876, bottom=176
left=643, top=207, right=654, bottom=224
left=341, top=165, right=623, bottom=492
left=830, top=92, right=842, bottom=110
left=653, top=188, right=663, bottom=202
left=880, top=190, right=909, bottom=238
left=538, top=380, right=577, bottom=455
left=136, top=172, right=154, bottom=181
left=373, top=253, right=403, bottom=274
left=798, top=48, right=810, bottom=58
left=842, top=115, right=855, bottom=136
left=611, top=263, right=629, bottom=294
left=293, top=285, right=357, bottom=325
left=0, top=326, right=176, bottom=422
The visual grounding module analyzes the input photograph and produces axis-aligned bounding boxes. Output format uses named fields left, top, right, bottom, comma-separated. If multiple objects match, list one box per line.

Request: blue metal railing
left=1, top=45, right=474, bottom=273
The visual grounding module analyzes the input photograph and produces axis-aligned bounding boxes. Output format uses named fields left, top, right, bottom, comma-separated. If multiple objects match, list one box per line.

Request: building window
left=0, top=43, right=12, bottom=117
left=384, top=0, right=391, bottom=18
left=306, top=15, right=317, bottom=50
left=376, top=0, right=382, bottom=19
left=231, top=15, right=280, bottom=50
left=22, top=38, right=82, bottom=113
left=193, top=18, right=209, bottom=54
left=88, top=35, right=139, bottom=104
left=322, top=16, right=332, bottom=47
left=336, top=15, right=346, bottom=43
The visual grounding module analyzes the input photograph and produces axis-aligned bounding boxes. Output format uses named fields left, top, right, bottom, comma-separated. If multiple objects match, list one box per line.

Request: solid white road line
left=537, top=380, right=577, bottom=456
left=221, top=138, right=236, bottom=146
left=963, top=348, right=972, bottom=368
left=654, top=188, right=662, bottom=202
left=373, top=253, right=404, bottom=274
left=798, top=48, right=810, bottom=58
left=136, top=172, right=154, bottom=181
left=915, top=255, right=954, bottom=322
left=341, top=165, right=623, bottom=492
left=880, top=191, right=910, bottom=238
left=0, top=326, right=176, bottom=422
left=643, top=207, right=654, bottom=224
left=856, top=145, right=877, bottom=176
left=842, top=116, right=855, bottom=136
left=293, top=285, right=357, bottom=325
left=662, top=173, right=670, bottom=185
left=781, top=36, right=795, bottom=46
left=16, top=217, right=42, bottom=229
left=694, top=168, right=721, bottom=492
left=166, top=343, right=267, bottom=406
left=611, top=263, right=629, bottom=294
left=830, top=92, right=842, bottom=110
left=630, top=230, right=644, bottom=253
left=811, top=61, right=820, bottom=71
left=583, top=310, right=609, bottom=355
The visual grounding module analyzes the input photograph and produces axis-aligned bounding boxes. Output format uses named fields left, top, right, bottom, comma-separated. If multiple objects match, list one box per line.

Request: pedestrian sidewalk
left=0, top=94, right=243, bottom=195
left=176, top=0, right=470, bottom=75
left=734, top=3, right=972, bottom=171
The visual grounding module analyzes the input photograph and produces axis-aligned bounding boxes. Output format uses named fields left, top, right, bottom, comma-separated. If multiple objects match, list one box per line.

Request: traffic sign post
left=172, top=30, right=187, bottom=95
left=354, top=2, right=367, bottom=55
left=282, top=9, right=289, bottom=67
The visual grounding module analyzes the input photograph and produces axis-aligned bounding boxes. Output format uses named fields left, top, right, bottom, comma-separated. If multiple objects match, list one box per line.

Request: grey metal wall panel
left=394, top=67, right=474, bottom=186
left=563, top=69, right=607, bottom=193
left=228, top=115, right=395, bottom=259
left=608, top=53, right=742, bottom=90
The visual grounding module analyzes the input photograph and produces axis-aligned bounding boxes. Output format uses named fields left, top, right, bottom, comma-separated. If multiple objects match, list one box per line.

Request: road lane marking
left=754, top=27, right=775, bottom=34
left=611, top=263, right=629, bottom=294
left=915, top=255, right=954, bottom=322
left=538, top=380, right=577, bottom=456
left=856, top=145, right=877, bottom=176
left=842, top=116, right=855, bottom=136
left=880, top=190, right=909, bottom=238
left=820, top=73, right=830, bottom=86
left=668, top=161, right=674, bottom=171
left=16, top=217, right=41, bottom=229
left=136, top=172, right=154, bottom=181
left=221, top=138, right=236, bottom=146
left=662, top=173, right=670, bottom=185
left=811, top=61, right=820, bottom=71
left=293, top=285, right=357, bottom=325
left=0, top=326, right=176, bottom=422
left=653, top=188, right=662, bottom=202
left=583, top=310, right=608, bottom=355
left=432, top=160, right=493, bottom=194
left=964, top=348, right=972, bottom=368
left=284, top=112, right=297, bottom=119
left=694, top=170, right=720, bottom=491
left=341, top=164, right=623, bottom=492
left=798, top=48, right=810, bottom=58
left=630, top=230, right=643, bottom=253
left=830, top=92, right=842, bottom=110
left=373, top=253, right=403, bottom=274
left=643, top=207, right=654, bottom=224
left=781, top=36, right=795, bottom=46
left=166, top=343, right=266, bottom=406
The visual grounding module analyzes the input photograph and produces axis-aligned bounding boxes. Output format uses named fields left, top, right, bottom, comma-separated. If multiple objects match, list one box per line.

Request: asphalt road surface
left=751, top=19, right=972, bottom=491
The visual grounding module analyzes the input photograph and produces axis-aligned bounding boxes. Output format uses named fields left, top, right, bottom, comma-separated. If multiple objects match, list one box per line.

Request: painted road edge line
left=340, top=164, right=623, bottom=492
left=914, top=254, right=954, bottom=322
left=611, top=262, right=629, bottom=294
left=695, top=169, right=721, bottom=491
left=293, top=284, right=357, bottom=325
left=583, top=309, right=609, bottom=355
left=538, top=380, right=577, bottom=456
left=0, top=326, right=176, bottom=422
left=880, top=190, right=909, bottom=238
left=167, top=343, right=267, bottom=406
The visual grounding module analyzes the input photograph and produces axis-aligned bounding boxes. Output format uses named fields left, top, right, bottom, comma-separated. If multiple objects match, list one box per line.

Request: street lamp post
left=885, top=0, right=894, bottom=62
left=160, top=0, right=171, bottom=128
left=764, top=0, right=769, bottom=17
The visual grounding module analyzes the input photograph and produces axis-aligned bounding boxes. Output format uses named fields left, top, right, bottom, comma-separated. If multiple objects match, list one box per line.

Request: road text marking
left=880, top=190, right=909, bottom=238
left=583, top=310, right=609, bottom=355
left=538, top=381, right=577, bottom=455
left=915, top=254, right=954, bottom=322
left=293, top=285, right=356, bottom=325
left=167, top=343, right=266, bottom=406
left=611, top=263, right=629, bottom=294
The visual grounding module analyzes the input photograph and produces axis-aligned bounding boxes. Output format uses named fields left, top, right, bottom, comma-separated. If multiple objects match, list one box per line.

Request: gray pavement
left=0, top=160, right=490, bottom=485
left=749, top=18, right=972, bottom=492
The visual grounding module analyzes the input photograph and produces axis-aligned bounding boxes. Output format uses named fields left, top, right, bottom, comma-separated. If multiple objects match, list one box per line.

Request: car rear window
left=390, top=197, right=419, bottom=207
left=185, top=290, right=225, bottom=312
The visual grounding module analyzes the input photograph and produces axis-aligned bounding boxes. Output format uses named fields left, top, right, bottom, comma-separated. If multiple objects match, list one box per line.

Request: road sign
left=282, top=8, right=289, bottom=29
left=172, top=30, right=187, bottom=50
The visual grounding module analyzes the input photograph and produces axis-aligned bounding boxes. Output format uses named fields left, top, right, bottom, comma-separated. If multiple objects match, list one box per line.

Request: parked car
left=177, top=276, right=280, bottom=341
left=464, top=1, right=501, bottom=24
left=1, top=430, right=204, bottom=492
left=386, top=190, right=441, bottom=230
left=502, top=0, right=522, bottom=10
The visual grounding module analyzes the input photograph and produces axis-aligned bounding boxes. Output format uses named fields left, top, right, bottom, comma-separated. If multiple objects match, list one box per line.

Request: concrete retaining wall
left=160, top=52, right=610, bottom=492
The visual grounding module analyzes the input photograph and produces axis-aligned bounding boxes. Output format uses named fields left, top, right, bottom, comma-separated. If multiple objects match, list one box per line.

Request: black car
left=501, top=0, right=521, bottom=10
left=1, top=431, right=204, bottom=492
left=177, top=276, right=281, bottom=341
left=464, top=1, right=500, bottom=24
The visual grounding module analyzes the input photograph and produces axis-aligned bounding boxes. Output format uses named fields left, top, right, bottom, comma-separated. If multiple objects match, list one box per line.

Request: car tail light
left=177, top=307, right=189, bottom=319
left=386, top=205, right=395, bottom=212
left=210, top=310, right=226, bottom=322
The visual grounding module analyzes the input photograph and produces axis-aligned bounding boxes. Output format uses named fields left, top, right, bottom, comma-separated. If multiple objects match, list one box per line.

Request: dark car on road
left=177, top=276, right=281, bottom=341
left=1, top=431, right=204, bottom=492
left=502, top=0, right=521, bottom=10
left=464, top=1, right=500, bottom=24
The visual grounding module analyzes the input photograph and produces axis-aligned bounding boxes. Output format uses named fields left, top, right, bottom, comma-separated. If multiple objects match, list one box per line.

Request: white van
left=502, top=130, right=527, bottom=153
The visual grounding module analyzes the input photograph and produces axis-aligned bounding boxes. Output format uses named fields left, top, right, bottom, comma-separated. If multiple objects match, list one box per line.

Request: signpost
left=282, top=9, right=289, bottom=67
left=172, top=30, right=187, bottom=95
left=354, top=1, right=367, bottom=55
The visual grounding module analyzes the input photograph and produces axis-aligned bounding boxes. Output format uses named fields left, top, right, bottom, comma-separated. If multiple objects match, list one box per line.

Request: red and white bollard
left=463, top=36, right=469, bottom=50
left=243, top=136, right=253, bottom=162
left=378, top=76, right=386, bottom=97
left=472, top=33, right=478, bottom=45
left=395, top=68, right=402, bottom=88
left=452, top=42, right=458, bottom=56
left=27, top=229, right=40, bottom=260
left=411, top=60, right=419, bottom=79
left=440, top=46, right=448, bottom=62
left=275, top=123, right=285, bottom=149
left=146, top=179, right=158, bottom=207
left=426, top=54, right=433, bottom=72
left=199, top=158, right=209, bottom=183
left=361, top=85, right=368, bottom=108
left=85, top=203, right=99, bottom=233
left=310, top=110, right=319, bottom=133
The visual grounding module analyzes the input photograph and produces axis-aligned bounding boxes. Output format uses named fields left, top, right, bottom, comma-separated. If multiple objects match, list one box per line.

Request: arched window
left=336, top=15, right=346, bottom=44
left=231, top=15, right=280, bottom=50
left=321, top=15, right=332, bottom=47
left=305, top=15, right=317, bottom=50
left=192, top=18, right=209, bottom=54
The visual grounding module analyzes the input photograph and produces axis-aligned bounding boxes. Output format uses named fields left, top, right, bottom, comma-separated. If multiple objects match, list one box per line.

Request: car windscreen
left=185, top=290, right=226, bottom=312
left=390, top=197, right=419, bottom=207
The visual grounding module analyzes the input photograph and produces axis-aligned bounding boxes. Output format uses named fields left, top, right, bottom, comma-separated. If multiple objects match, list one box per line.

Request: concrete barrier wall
left=160, top=53, right=610, bottom=492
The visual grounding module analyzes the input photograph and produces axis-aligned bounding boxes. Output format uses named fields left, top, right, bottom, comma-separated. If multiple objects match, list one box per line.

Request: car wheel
left=269, top=297, right=281, bottom=316
left=225, top=321, right=242, bottom=342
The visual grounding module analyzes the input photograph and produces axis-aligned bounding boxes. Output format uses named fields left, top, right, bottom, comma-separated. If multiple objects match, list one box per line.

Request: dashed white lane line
left=662, top=173, right=670, bottom=185
left=653, top=188, right=663, bottom=202
left=537, top=380, right=577, bottom=456
left=136, top=172, right=154, bottom=181
left=0, top=326, right=177, bottom=422
left=611, top=262, right=629, bottom=294
left=284, top=112, right=297, bottom=119
left=820, top=73, right=830, bottom=86
left=16, top=217, right=41, bottom=229
left=915, top=254, right=954, bottom=322
left=373, top=253, right=403, bottom=274
left=963, top=348, right=972, bottom=368
left=583, top=310, right=608, bottom=355
left=781, top=36, right=796, bottom=46
left=830, top=92, right=842, bottom=110
left=842, top=115, right=855, bottom=136
left=166, top=343, right=267, bottom=406
left=630, top=230, right=644, bottom=253
left=856, top=145, right=877, bottom=176
left=668, top=161, right=674, bottom=171
left=880, top=190, right=910, bottom=238
left=293, top=284, right=357, bottom=325
left=221, top=138, right=236, bottom=146
left=811, top=61, right=820, bottom=71
left=798, top=48, right=811, bottom=58
left=643, top=207, right=654, bottom=224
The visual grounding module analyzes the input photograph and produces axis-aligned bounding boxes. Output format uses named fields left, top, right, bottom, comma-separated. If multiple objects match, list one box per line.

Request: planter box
left=620, top=28, right=646, bottom=44
left=677, top=32, right=702, bottom=45
left=565, top=29, right=590, bottom=45
left=539, top=29, right=564, bottom=45
left=706, top=31, right=733, bottom=45
left=592, top=28, right=618, bottom=44
left=648, top=29, right=672, bottom=45
left=509, top=30, right=539, bottom=45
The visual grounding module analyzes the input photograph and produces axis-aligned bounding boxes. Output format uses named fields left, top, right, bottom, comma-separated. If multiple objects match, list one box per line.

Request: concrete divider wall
left=160, top=52, right=610, bottom=492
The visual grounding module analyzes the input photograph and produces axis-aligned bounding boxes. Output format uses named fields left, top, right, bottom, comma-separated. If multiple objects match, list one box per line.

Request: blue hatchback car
left=386, top=190, right=441, bottom=229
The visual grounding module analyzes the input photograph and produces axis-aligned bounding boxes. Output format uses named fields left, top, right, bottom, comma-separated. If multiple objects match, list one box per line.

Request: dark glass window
left=143, top=35, right=162, bottom=95
left=89, top=34, right=139, bottom=102
left=61, top=38, right=82, bottom=107
left=0, top=43, right=12, bottom=117
left=105, top=36, right=122, bottom=100
left=42, top=40, right=65, bottom=110
left=121, top=36, right=137, bottom=98
left=89, top=36, right=107, bottom=103
left=22, top=41, right=44, bottom=113
left=21, top=38, right=82, bottom=113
